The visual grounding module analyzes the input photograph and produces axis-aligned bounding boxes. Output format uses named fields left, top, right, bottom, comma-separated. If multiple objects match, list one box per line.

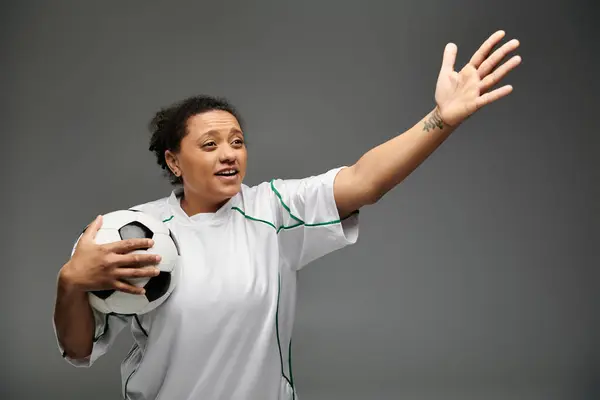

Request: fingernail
left=140, top=289, right=146, bottom=294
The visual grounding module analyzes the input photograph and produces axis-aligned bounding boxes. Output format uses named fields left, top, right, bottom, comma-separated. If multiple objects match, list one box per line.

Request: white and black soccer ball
left=77, top=209, right=181, bottom=315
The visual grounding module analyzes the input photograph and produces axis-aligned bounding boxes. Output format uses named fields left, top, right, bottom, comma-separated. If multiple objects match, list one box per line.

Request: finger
left=480, top=55, right=521, bottom=92
left=440, top=43, right=458, bottom=73
left=113, top=280, right=146, bottom=295
left=112, top=252, right=162, bottom=268
left=469, top=30, right=506, bottom=69
left=81, top=215, right=103, bottom=241
left=105, top=238, right=154, bottom=254
left=114, top=266, right=161, bottom=279
left=478, top=39, right=520, bottom=78
left=476, top=84, right=513, bottom=108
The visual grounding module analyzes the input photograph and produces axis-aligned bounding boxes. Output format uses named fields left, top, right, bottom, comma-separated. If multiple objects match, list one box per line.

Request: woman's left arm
left=334, top=30, right=522, bottom=218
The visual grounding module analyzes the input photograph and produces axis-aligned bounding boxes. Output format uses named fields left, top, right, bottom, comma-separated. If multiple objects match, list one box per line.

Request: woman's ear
left=165, top=150, right=181, bottom=177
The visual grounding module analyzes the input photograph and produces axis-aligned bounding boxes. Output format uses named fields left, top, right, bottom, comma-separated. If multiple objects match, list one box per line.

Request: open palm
left=435, top=30, right=522, bottom=127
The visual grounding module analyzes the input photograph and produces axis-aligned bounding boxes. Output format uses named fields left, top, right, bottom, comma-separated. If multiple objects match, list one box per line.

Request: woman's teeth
left=216, top=170, right=237, bottom=176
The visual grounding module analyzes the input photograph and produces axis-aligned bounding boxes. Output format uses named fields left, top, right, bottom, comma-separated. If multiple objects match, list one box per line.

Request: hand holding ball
left=62, top=210, right=180, bottom=315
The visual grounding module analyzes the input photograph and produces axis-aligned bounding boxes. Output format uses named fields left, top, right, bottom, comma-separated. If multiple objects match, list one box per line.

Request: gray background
left=1, top=0, right=597, bottom=399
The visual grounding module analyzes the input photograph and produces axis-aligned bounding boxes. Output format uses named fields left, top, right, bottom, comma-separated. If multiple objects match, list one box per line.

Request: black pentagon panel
left=119, top=221, right=154, bottom=240
left=144, top=271, right=171, bottom=302
left=91, top=289, right=115, bottom=300
left=169, top=230, right=181, bottom=256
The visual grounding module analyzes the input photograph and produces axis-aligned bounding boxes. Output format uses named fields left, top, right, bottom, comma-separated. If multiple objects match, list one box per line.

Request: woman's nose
left=219, top=146, right=236, bottom=163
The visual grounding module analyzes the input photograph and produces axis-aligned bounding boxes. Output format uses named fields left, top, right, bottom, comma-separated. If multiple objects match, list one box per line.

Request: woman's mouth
left=215, top=169, right=239, bottom=181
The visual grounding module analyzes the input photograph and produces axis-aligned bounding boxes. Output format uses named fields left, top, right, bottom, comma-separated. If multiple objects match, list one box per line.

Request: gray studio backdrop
left=2, top=1, right=597, bottom=399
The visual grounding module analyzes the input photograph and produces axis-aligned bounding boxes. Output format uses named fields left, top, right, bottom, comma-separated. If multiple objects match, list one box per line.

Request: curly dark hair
left=148, top=94, right=244, bottom=185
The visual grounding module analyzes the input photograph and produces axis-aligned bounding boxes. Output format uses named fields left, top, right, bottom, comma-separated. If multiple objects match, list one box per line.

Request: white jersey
left=54, top=167, right=359, bottom=400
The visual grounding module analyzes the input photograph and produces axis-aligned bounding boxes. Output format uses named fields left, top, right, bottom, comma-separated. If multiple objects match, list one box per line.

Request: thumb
left=440, top=42, right=458, bottom=73
left=81, top=214, right=103, bottom=241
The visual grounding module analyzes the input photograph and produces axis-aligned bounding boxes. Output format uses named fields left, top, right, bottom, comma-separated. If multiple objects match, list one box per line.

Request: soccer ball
left=81, top=209, right=180, bottom=315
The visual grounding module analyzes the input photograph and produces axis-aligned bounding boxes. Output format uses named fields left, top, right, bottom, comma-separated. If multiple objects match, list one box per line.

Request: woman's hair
left=148, top=94, right=244, bottom=185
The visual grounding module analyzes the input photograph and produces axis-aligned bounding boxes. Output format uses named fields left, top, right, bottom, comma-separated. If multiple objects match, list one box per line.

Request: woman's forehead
left=186, top=110, right=242, bottom=137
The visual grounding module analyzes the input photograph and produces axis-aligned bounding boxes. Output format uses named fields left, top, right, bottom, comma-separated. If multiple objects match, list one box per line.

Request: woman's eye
left=203, top=142, right=216, bottom=148
left=233, top=139, right=244, bottom=145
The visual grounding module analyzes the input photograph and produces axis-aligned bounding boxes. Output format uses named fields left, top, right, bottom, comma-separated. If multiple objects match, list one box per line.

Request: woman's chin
left=217, top=182, right=242, bottom=199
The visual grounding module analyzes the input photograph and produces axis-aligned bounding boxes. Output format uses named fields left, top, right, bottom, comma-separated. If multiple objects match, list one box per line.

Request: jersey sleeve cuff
left=53, top=309, right=109, bottom=368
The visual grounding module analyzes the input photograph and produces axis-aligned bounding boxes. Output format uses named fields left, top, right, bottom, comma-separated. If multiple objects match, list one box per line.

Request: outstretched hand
left=434, top=30, right=521, bottom=127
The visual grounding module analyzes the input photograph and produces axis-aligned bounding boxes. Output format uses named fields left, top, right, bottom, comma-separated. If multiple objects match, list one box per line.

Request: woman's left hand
left=434, top=30, right=522, bottom=127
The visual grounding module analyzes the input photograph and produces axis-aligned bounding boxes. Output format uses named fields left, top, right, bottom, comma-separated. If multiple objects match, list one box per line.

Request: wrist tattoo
left=423, top=108, right=445, bottom=132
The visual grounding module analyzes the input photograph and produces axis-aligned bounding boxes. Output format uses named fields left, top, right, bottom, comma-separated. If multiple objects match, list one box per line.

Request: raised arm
left=334, top=30, right=521, bottom=217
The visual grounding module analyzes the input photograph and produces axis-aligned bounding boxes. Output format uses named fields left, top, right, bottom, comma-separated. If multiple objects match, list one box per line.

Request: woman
left=53, top=30, right=521, bottom=399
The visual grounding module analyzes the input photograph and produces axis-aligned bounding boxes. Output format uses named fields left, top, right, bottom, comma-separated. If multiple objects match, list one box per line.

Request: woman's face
left=166, top=110, right=247, bottom=210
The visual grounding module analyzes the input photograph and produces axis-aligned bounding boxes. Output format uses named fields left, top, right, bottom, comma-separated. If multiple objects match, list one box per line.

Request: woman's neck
left=179, top=189, right=228, bottom=216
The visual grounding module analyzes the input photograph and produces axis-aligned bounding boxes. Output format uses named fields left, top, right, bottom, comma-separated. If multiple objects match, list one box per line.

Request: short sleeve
left=271, top=166, right=359, bottom=270
left=53, top=308, right=130, bottom=368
